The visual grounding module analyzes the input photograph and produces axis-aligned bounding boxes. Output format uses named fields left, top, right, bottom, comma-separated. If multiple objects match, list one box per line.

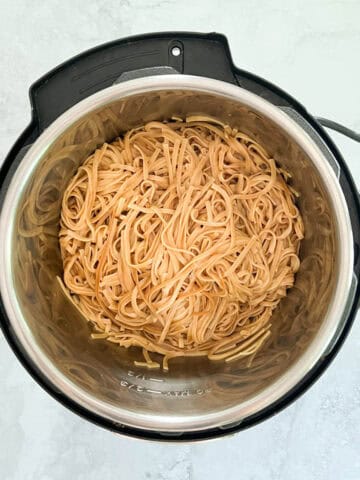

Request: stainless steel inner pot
left=0, top=75, right=355, bottom=435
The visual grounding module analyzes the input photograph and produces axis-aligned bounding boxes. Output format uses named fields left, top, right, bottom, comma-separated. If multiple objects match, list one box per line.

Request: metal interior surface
left=0, top=76, right=354, bottom=432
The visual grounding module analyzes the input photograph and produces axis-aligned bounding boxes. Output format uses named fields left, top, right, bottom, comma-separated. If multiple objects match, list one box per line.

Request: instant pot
left=0, top=32, right=359, bottom=441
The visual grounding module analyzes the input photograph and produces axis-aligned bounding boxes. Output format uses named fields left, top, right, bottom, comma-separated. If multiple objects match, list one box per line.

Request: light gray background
left=0, top=1, right=359, bottom=479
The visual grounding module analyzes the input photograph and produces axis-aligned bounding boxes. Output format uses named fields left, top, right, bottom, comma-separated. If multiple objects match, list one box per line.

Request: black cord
left=316, top=117, right=360, bottom=143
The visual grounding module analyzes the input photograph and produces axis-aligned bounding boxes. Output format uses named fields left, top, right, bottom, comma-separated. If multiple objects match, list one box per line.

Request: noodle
left=59, top=118, right=304, bottom=369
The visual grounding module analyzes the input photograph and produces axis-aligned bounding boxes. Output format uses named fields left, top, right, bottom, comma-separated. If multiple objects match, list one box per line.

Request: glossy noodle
left=59, top=118, right=304, bottom=370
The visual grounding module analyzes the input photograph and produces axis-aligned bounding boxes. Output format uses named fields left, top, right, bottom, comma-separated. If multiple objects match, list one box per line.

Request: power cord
left=316, top=117, right=360, bottom=143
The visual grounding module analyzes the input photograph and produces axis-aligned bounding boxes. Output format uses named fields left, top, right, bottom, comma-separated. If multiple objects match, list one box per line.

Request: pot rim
left=0, top=74, right=354, bottom=432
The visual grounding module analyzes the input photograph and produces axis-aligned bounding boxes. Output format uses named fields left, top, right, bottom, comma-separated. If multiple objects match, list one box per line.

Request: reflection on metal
left=1, top=77, right=353, bottom=432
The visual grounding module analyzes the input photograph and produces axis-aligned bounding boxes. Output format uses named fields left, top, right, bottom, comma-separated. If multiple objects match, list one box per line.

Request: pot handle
left=29, top=32, right=242, bottom=131
left=29, top=31, right=306, bottom=132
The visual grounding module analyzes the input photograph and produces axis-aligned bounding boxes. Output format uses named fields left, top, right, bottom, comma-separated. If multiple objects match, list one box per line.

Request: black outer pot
left=0, top=32, right=359, bottom=441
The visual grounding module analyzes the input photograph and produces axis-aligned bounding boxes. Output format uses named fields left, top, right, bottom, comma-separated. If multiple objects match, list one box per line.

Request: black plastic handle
left=29, top=31, right=307, bottom=133
left=29, top=32, right=241, bottom=131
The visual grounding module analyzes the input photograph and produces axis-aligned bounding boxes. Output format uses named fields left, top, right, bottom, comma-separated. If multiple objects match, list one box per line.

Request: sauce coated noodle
left=59, top=118, right=304, bottom=370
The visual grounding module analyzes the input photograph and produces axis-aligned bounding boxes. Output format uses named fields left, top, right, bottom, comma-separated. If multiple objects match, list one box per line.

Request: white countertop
left=0, top=1, right=359, bottom=479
